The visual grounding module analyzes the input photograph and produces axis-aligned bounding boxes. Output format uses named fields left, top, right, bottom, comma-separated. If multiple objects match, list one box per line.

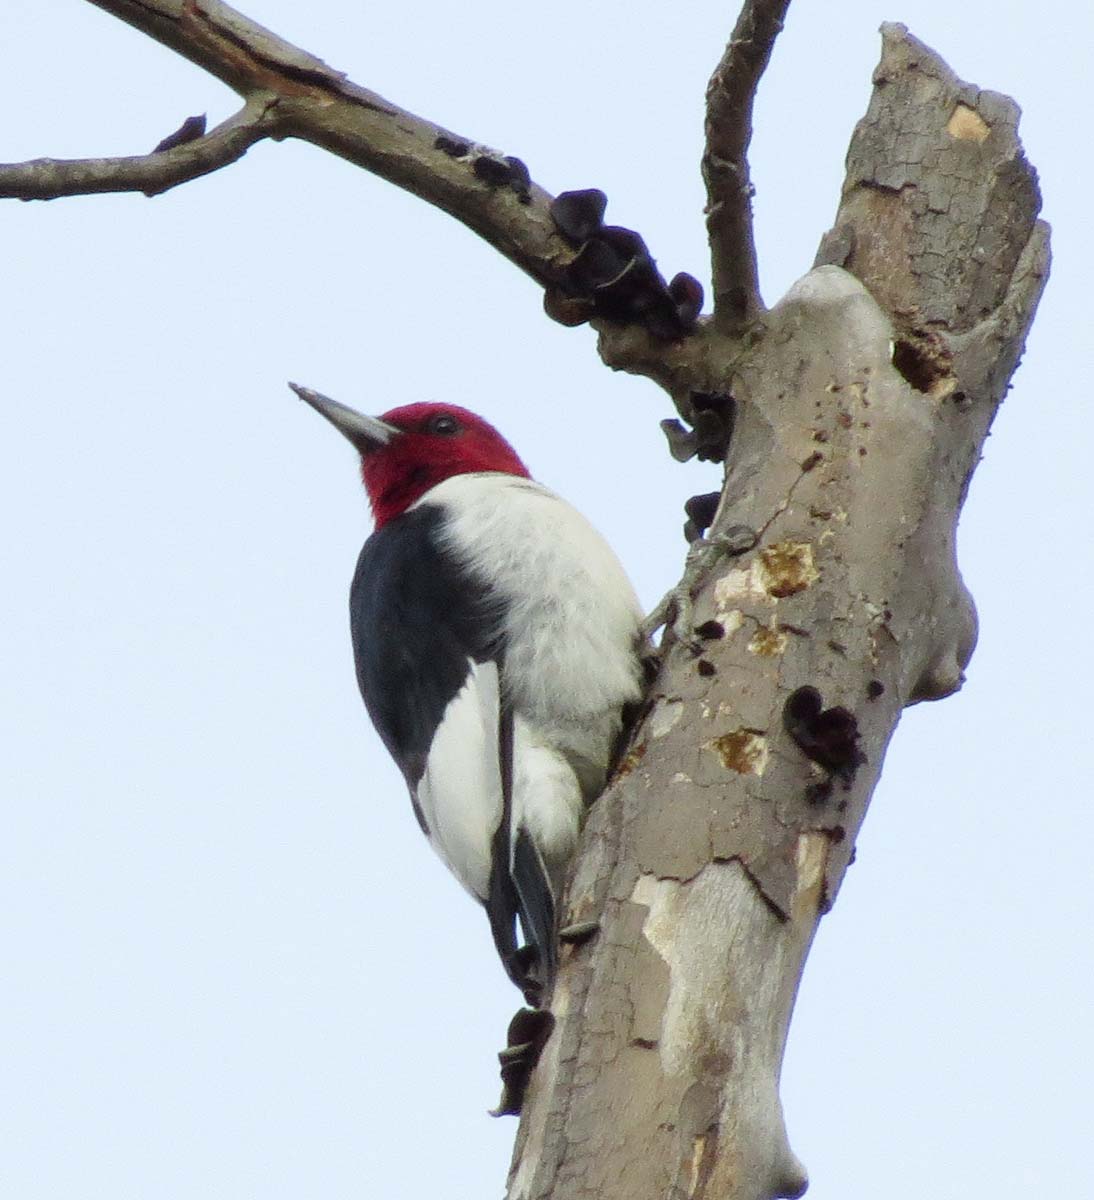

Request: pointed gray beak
left=289, top=382, right=399, bottom=453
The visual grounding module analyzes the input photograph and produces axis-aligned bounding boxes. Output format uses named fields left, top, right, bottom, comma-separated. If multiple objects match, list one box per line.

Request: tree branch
left=0, top=97, right=274, bottom=200
left=68, top=0, right=571, bottom=287
left=815, top=22, right=1047, bottom=336
left=703, top=0, right=792, bottom=331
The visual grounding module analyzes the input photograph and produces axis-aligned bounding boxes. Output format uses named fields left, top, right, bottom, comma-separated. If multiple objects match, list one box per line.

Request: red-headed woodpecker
left=292, top=385, right=644, bottom=1002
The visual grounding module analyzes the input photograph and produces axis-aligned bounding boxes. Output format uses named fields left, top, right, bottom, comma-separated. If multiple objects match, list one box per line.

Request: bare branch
left=8, top=3, right=701, bottom=340
left=0, top=97, right=274, bottom=201
left=815, top=22, right=1046, bottom=337
left=703, top=0, right=792, bottom=330
left=69, top=1, right=571, bottom=288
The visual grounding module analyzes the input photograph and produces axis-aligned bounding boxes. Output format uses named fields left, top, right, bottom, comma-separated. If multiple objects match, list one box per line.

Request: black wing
left=349, top=504, right=553, bottom=997
left=349, top=504, right=500, bottom=790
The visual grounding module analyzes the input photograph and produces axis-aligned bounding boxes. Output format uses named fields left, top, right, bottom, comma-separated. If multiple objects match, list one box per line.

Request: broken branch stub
left=817, top=22, right=1046, bottom=336
left=814, top=20, right=1048, bottom=700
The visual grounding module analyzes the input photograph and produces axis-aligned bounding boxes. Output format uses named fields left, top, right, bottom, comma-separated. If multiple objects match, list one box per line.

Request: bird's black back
left=349, top=504, right=502, bottom=789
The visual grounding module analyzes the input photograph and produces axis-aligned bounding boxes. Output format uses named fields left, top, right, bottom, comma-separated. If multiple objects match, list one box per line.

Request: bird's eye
left=427, top=413, right=459, bottom=436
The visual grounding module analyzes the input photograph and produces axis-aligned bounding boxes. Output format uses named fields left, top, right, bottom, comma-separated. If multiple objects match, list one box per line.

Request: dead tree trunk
left=0, top=5, right=1048, bottom=1198
left=509, top=23, right=1047, bottom=1200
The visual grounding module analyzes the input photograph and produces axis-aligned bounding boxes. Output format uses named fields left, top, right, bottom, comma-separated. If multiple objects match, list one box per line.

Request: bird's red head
left=292, top=387, right=531, bottom=529
left=362, top=403, right=530, bottom=526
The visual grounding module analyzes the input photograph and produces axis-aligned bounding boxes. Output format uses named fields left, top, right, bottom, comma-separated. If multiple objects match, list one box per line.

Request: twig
left=0, top=97, right=274, bottom=201
left=6, top=0, right=570, bottom=287
left=703, top=0, right=792, bottom=330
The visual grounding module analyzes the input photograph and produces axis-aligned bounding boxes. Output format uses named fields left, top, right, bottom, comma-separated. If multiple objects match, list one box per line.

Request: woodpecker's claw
left=643, top=525, right=759, bottom=653
left=639, top=593, right=676, bottom=646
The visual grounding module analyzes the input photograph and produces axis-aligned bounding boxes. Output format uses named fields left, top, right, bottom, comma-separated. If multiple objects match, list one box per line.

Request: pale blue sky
left=2, top=3, right=1088, bottom=1197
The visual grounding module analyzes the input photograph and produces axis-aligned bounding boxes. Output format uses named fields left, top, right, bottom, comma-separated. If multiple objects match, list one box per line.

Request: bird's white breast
left=419, top=472, right=643, bottom=733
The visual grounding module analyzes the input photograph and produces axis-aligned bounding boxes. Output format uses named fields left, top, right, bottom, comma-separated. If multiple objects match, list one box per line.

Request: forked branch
left=3, top=0, right=788, bottom=367
left=2, top=1, right=568, bottom=286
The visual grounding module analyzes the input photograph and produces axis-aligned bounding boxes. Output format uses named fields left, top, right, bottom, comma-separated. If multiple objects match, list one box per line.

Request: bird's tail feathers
left=511, top=827, right=558, bottom=1003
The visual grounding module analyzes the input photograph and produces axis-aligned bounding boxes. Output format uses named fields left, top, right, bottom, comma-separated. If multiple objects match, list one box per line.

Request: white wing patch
left=414, top=658, right=504, bottom=902
left=413, top=664, right=586, bottom=919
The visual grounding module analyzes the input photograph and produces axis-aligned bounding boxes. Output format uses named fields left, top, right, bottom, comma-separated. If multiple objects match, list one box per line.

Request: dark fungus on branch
left=432, top=135, right=532, bottom=203
left=152, top=114, right=207, bottom=154
left=472, top=154, right=532, bottom=204
left=434, top=133, right=471, bottom=158
left=550, top=188, right=608, bottom=242
left=684, top=491, right=722, bottom=542
left=692, top=391, right=737, bottom=458
left=661, top=391, right=737, bottom=467
left=783, top=686, right=866, bottom=788
left=804, top=779, right=834, bottom=807
left=491, top=1008, right=556, bottom=1118
left=543, top=189, right=704, bottom=339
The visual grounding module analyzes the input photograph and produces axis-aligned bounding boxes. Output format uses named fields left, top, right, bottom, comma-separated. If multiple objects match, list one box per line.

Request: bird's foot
left=642, top=524, right=759, bottom=653
left=489, top=1007, right=556, bottom=1117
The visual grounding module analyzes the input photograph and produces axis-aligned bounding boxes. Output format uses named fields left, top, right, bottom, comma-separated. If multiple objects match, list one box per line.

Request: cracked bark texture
left=507, top=24, right=1047, bottom=1200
